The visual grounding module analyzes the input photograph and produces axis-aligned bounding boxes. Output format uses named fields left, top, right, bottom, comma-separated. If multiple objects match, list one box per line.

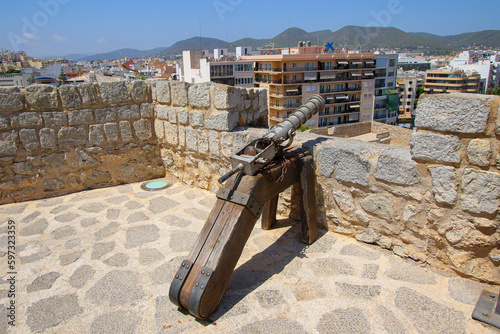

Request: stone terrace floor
left=0, top=180, right=499, bottom=334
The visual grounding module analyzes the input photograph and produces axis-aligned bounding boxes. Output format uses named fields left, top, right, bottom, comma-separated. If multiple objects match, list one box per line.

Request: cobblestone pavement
left=0, top=179, right=499, bottom=334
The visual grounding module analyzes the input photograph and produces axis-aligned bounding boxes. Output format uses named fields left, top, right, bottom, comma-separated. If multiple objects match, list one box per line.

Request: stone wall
left=371, top=121, right=413, bottom=147
left=0, top=82, right=164, bottom=204
left=311, top=93, right=500, bottom=283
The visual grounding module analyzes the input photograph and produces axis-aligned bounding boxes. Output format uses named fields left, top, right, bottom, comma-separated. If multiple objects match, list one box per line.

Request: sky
left=1, top=0, right=499, bottom=58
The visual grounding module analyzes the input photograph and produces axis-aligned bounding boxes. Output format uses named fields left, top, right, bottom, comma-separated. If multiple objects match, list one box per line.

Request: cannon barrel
left=263, top=94, right=325, bottom=145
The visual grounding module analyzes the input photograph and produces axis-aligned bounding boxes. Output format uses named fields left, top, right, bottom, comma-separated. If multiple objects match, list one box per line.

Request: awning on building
left=320, top=71, right=336, bottom=79
left=350, top=104, right=360, bottom=108
left=364, top=71, right=374, bottom=75
left=337, top=60, right=349, bottom=65
left=351, top=61, right=363, bottom=65
left=351, top=71, right=362, bottom=76
left=304, top=72, right=317, bottom=80
left=335, top=94, right=348, bottom=99
left=287, top=88, right=299, bottom=93
left=365, top=60, right=375, bottom=63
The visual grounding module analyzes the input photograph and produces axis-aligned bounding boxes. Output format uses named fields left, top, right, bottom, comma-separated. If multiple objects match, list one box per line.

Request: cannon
left=169, top=95, right=326, bottom=320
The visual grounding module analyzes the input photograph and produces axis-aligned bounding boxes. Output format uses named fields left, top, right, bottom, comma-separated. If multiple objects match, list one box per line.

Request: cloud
left=52, top=34, right=66, bottom=42
left=97, top=38, right=106, bottom=45
left=23, top=33, right=39, bottom=40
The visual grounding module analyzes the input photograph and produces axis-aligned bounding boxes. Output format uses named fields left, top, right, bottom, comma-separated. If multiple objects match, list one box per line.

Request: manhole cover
left=141, top=180, right=171, bottom=191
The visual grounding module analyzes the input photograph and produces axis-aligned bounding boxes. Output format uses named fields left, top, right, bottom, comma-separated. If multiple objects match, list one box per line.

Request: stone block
left=11, top=112, right=43, bottom=127
left=156, top=104, right=169, bottom=120
left=59, top=85, right=82, bottom=109
left=104, top=123, right=119, bottom=143
left=154, top=120, right=165, bottom=141
left=429, top=166, right=457, bottom=205
left=19, top=129, right=39, bottom=152
left=189, top=111, right=205, bottom=127
left=98, top=82, right=131, bottom=104
left=360, top=194, right=393, bottom=220
left=0, top=87, right=24, bottom=111
left=79, top=83, right=99, bottom=105
left=211, top=84, right=242, bottom=110
left=140, top=103, right=154, bottom=118
left=119, top=121, right=134, bottom=142
left=461, top=168, right=500, bottom=214
left=188, top=83, right=211, bottom=108
left=133, top=119, right=151, bottom=141
left=57, top=126, right=87, bottom=147
left=0, top=115, right=9, bottom=129
left=204, top=111, right=239, bottom=131
left=208, top=130, right=220, bottom=155
left=89, top=124, right=105, bottom=145
left=164, top=122, right=178, bottom=146
left=40, top=128, right=56, bottom=149
left=416, top=93, right=493, bottom=133
left=410, top=133, right=461, bottom=163
left=177, top=108, right=188, bottom=125
left=130, top=80, right=149, bottom=102
left=198, top=130, right=209, bottom=155
left=317, top=139, right=372, bottom=186
left=233, top=131, right=248, bottom=152
left=25, top=85, right=59, bottom=109
left=170, top=82, right=188, bottom=107
left=94, top=107, right=117, bottom=123
left=11, top=161, right=32, bottom=175
left=374, top=147, right=420, bottom=185
left=168, top=108, right=177, bottom=124
left=68, top=109, right=93, bottom=125
left=178, top=126, right=186, bottom=149
left=117, top=105, right=140, bottom=120
left=42, top=152, right=66, bottom=168
left=155, top=80, right=170, bottom=104
left=43, top=111, right=67, bottom=127
left=333, top=188, right=356, bottom=213
left=467, top=139, right=491, bottom=167
left=186, top=127, right=198, bottom=152
left=221, top=132, right=233, bottom=157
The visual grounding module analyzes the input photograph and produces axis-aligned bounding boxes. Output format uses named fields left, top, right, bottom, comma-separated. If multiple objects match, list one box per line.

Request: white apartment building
left=373, top=54, right=399, bottom=125
left=450, top=50, right=500, bottom=92
left=0, top=73, right=33, bottom=87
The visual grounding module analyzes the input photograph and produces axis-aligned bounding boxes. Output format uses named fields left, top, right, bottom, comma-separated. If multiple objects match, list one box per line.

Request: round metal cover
left=141, top=180, right=171, bottom=191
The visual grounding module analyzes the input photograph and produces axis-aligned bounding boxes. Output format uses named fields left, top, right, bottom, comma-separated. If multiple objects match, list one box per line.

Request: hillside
left=154, top=37, right=228, bottom=57
left=78, top=47, right=166, bottom=61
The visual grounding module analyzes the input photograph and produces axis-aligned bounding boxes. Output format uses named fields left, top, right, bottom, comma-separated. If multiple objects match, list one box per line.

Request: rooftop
left=0, top=179, right=497, bottom=333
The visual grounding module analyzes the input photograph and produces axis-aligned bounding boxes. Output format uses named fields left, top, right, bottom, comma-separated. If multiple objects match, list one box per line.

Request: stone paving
left=0, top=179, right=499, bottom=334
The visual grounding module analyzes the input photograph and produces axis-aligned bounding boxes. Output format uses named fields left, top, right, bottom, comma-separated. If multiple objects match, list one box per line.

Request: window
left=305, top=62, right=314, bottom=71
left=292, top=75, right=297, bottom=80
left=326, top=62, right=331, bottom=70
left=292, top=63, right=297, bottom=68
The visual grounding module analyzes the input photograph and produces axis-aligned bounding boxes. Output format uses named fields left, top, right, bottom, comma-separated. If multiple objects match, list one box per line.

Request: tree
left=486, top=87, right=500, bottom=96
left=57, top=69, right=67, bottom=87
left=5, top=68, right=21, bottom=74
left=416, top=87, right=425, bottom=99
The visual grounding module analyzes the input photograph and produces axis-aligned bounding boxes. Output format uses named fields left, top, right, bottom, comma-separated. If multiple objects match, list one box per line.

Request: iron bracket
left=216, top=187, right=263, bottom=218
left=168, top=259, right=193, bottom=308
left=472, top=289, right=500, bottom=329
left=188, top=267, right=214, bottom=319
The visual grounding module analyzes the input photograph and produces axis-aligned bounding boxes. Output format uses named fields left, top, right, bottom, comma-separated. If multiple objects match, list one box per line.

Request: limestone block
left=360, top=194, right=393, bottom=220
left=168, top=108, right=177, bottom=124
left=156, top=80, right=170, bottom=104
left=317, top=139, right=372, bottom=186
left=132, top=119, right=151, bottom=141
left=333, top=189, right=356, bottom=213
left=211, top=84, right=242, bottom=110
left=0, top=115, right=9, bottom=129
left=58, top=126, right=86, bottom=147
left=25, top=85, right=59, bottom=109
left=208, top=130, right=220, bottom=155
left=204, top=111, right=239, bottom=132
left=19, top=129, right=39, bottom=152
left=178, top=126, right=186, bottom=149
left=117, top=105, right=140, bottom=120
left=68, top=109, right=93, bottom=125
left=374, top=147, right=420, bottom=185
left=94, top=107, right=117, bottom=123
left=356, top=227, right=382, bottom=244
left=119, top=121, right=134, bottom=142
left=11, top=161, right=32, bottom=175
left=186, top=127, right=198, bottom=152
left=198, top=130, right=209, bottom=155
left=77, top=149, right=99, bottom=166
left=221, top=132, right=233, bottom=158
left=164, top=122, right=178, bottom=146
left=154, top=120, right=165, bottom=142
left=416, top=93, right=492, bottom=133
left=43, top=111, right=67, bottom=127
left=98, top=82, right=131, bottom=104
left=170, top=82, right=188, bottom=107
left=11, top=112, right=43, bottom=127
left=42, top=152, right=66, bottom=168
left=177, top=108, right=188, bottom=125
left=409, top=133, right=461, bottom=163
left=131, top=80, right=149, bottom=102
left=104, top=123, right=119, bottom=143
left=461, top=168, right=500, bottom=214
left=79, top=83, right=99, bottom=105
left=40, top=128, right=56, bottom=150
left=156, top=105, right=169, bottom=120
left=438, top=217, right=496, bottom=248
left=0, top=130, right=18, bottom=154
left=140, top=103, right=154, bottom=118
left=189, top=111, right=204, bottom=127
left=467, top=139, right=491, bottom=167
left=59, top=85, right=82, bottom=109
left=0, top=87, right=24, bottom=111
left=233, top=131, right=248, bottom=152
left=429, top=166, right=457, bottom=205
left=188, top=83, right=211, bottom=108
left=89, top=124, right=105, bottom=145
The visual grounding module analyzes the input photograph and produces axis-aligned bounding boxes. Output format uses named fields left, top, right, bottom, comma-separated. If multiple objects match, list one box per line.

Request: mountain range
left=67, top=26, right=500, bottom=61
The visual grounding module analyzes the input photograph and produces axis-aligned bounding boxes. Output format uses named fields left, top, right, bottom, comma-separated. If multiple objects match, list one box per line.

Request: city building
left=450, top=50, right=500, bottom=92
left=181, top=49, right=255, bottom=88
left=0, top=72, right=33, bottom=87
left=424, top=68, right=481, bottom=94
left=397, top=70, right=425, bottom=127
left=242, top=45, right=376, bottom=128
left=398, top=53, right=431, bottom=71
left=373, top=54, right=399, bottom=125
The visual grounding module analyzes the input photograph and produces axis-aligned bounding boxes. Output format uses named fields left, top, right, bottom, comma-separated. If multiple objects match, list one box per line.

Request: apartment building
left=242, top=46, right=376, bottom=128
left=424, top=68, right=481, bottom=94
left=373, top=54, right=399, bottom=125
left=0, top=73, right=33, bottom=87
